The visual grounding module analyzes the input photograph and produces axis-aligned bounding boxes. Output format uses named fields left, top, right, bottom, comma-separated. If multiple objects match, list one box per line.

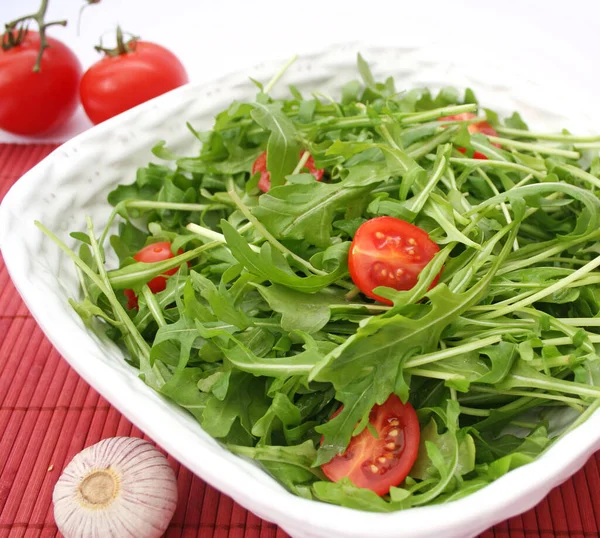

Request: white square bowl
left=1, top=44, right=600, bottom=538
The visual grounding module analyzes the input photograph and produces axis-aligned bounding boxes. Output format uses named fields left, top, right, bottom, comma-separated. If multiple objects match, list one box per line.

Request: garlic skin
left=53, top=437, right=178, bottom=538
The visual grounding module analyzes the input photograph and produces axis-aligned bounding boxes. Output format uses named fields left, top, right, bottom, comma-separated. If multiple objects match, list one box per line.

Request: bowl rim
left=1, top=42, right=599, bottom=538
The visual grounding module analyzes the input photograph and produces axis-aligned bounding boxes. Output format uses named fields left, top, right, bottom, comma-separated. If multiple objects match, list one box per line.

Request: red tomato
left=348, top=217, right=441, bottom=305
left=80, top=41, right=188, bottom=124
left=321, top=394, right=420, bottom=496
left=252, top=151, right=324, bottom=193
left=438, top=112, right=499, bottom=160
left=124, top=241, right=182, bottom=310
left=0, top=31, right=81, bottom=135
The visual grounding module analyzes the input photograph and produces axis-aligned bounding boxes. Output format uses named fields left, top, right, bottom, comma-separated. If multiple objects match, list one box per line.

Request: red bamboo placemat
left=1, top=143, right=600, bottom=538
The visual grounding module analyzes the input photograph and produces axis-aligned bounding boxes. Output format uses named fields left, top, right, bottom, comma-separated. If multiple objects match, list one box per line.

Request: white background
left=1, top=0, right=599, bottom=143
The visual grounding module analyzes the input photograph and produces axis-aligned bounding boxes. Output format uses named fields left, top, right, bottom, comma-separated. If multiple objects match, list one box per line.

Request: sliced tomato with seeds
left=124, top=241, right=182, bottom=309
left=251, top=150, right=324, bottom=193
left=320, top=394, right=420, bottom=496
left=438, top=112, right=499, bottom=160
left=348, top=217, right=441, bottom=305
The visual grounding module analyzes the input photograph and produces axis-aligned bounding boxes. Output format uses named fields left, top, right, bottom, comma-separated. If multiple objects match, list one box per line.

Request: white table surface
left=1, top=0, right=599, bottom=144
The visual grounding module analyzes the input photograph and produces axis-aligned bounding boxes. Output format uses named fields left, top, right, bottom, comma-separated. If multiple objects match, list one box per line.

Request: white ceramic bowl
left=1, top=44, right=599, bottom=538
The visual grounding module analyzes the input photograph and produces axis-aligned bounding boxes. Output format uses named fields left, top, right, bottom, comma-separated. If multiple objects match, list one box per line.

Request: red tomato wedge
left=348, top=217, right=441, bottom=305
left=438, top=112, right=499, bottom=160
left=321, top=394, right=420, bottom=496
left=124, top=241, right=182, bottom=309
left=252, top=151, right=324, bottom=193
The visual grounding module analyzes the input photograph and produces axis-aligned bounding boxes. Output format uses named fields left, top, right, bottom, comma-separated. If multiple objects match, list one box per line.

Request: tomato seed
left=370, top=464, right=379, bottom=473
left=378, top=456, right=387, bottom=464
left=388, top=419, right=399, bottom=426
left=385, top=442, right=396, bottom=450
left=389, top=429, right=399, bottom=437
left=408, top=238, right=417, bottom=245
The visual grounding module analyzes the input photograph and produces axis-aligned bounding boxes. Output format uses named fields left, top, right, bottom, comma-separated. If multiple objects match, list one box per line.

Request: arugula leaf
left=313, top=477, right=412, bottom=512
left=253, top=182, right=370, bottom=247
left=251, top=102, right=301, bottom=187
left=196, top=321, right=322, bottom=377
left=201, top=372, right=254, bottom=438
left=356, top=53, right=376, bottom=89
left=221, top=220, right=348, bottom=292
left=253, top=284, right=346, bottom=333
left=410, top=418, right=475, bottom=480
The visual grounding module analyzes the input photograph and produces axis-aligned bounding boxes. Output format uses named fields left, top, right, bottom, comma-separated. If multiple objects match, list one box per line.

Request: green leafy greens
left=40, top=54, right=600, bottom=512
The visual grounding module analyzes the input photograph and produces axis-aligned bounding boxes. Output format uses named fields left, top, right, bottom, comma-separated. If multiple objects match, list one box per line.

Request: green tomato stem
left=4, top=0, right=67, bottom=72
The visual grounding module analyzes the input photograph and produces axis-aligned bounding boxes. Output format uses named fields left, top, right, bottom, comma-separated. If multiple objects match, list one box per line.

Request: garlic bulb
left=53, top=437, right=178, bottom=538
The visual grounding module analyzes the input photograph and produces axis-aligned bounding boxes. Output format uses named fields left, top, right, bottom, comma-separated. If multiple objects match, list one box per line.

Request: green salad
left=40, top=54, right=600, bottom=511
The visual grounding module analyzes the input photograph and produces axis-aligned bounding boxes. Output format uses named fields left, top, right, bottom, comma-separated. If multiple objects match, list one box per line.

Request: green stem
left=344, top=286, right=360, bottom=301
left=496, top=127, right=600, bottom=143
left=459, top=406, right=490, bottom=417
left=406, top=128, right=456, bottom=160
left=510, top=373, right=600, bottom=400
left=399, top=104, right=477, bottom=124
left=541, top=335, right=600, bottom=346
left=107, top=242, right=219, bottom=289
left=529, top=354, right=575, bottom=370
left=487, top=136, right=580, bottom=159
left=477, top=168, right=518, bottom=250
left=408, top=153, right=448, bottom=212
left=336, top=302, right=391, bottom=313
left=450, top=158, right=546, bottom=180
left=292, top=151, right=311, bottom=175
left=187, top=222, right=261, bottom=251
left=141, top=286, right=166, bottom=327
left=470, top=386, right=588, bottom=407
left=406, top=368, right=464, bottom=381
left=264, top=55, right=297, bottom=94
left=99, top=200, right=227, bottom=248
left=557, top=318, right=600, bottom=327
left=404, top=335, right=501, bottom=368
left=4, top=0, right=67, bottom=71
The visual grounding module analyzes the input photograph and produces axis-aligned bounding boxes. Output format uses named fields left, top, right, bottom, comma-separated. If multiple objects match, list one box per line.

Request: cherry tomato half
left=348, top=217, right=441, bottom=305
left=438, top=112, right=499, bottom=160
left=0, top=31, right=81, bottom=135
left=124, top=241, right=181, bottom=309
left=252, top=151, right=324, bottom=193
left=321, top=394, right=420, bottom=496
left=80, top=41, right=188, bottom=125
